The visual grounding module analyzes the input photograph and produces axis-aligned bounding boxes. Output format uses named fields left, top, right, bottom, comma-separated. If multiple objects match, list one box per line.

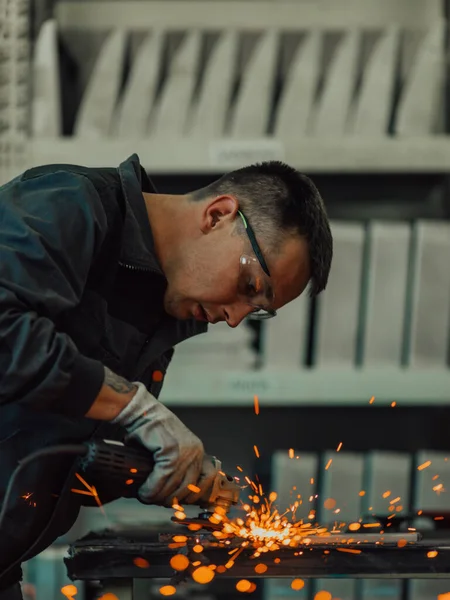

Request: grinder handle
left=80, top=439, right=154, bottom=498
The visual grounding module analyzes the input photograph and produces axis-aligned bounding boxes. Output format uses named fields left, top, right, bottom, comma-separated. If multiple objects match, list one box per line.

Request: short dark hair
left=193, top=161, right=333, bottom=296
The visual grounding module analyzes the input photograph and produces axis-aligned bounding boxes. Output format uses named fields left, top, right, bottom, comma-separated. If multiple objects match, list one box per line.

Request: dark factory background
left=2, top=0, right=450, bottom=599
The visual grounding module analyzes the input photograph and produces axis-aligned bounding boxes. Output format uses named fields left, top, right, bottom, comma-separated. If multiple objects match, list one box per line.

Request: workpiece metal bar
left=66, top=531, right=450, bottom=581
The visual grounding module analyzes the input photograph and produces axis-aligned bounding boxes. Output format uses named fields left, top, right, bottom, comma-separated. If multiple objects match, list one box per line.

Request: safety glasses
left=237, top=211, right=277, bottom=320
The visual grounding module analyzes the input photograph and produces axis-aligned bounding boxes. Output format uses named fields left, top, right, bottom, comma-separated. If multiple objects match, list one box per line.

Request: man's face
left=163, top=196, right=311, bottom=327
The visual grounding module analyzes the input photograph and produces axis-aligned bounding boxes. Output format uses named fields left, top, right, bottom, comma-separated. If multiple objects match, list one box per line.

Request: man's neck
left=142, top=192, right=188, bottom=274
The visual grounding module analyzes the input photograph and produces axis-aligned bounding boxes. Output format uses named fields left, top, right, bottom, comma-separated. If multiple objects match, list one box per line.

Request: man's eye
left=247, top=277, right=262, bottom=297
left=247, top=283, right=257, bottom=297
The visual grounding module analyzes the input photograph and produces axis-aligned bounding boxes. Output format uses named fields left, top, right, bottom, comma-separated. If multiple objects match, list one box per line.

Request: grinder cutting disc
left=171, top=514, right=223, bottom=532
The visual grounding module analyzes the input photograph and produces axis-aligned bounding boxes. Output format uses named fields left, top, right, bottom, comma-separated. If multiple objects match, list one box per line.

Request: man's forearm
left=85, top=367, right=138, bottom=420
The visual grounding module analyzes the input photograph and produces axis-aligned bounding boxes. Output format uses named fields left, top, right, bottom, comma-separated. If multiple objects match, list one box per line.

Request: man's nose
left=223, top=303, right=253, bottom=328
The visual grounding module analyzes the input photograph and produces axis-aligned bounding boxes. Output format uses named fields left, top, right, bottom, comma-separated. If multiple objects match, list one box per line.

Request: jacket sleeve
left=0, top=169, right=109, bottom=417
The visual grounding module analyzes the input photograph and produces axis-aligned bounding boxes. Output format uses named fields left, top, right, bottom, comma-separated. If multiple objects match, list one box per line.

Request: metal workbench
left=65, top=525, right=450, bottom=600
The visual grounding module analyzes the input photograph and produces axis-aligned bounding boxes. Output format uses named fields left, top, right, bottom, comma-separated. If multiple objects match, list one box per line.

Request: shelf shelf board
left=160, top=367, right=450, bottom=406
left=26, top=136, right=450, bottom=174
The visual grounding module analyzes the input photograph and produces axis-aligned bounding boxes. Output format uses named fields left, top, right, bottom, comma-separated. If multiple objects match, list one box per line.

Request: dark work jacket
left=0, top=154, right=207, bottom=587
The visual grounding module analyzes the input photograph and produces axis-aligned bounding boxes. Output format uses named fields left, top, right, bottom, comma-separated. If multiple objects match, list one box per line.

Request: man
left=0, top=154, right=332, bottom=598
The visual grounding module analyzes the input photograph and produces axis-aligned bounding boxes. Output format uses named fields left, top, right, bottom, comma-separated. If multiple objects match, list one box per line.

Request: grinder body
left=77, top=439, right=240, bottom=513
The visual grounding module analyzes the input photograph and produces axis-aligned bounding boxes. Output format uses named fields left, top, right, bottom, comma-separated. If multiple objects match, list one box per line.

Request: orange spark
left=315, top=592, right=332, bottom=600
left=192, top=566, right=215, bottom=584
left=337, top=548, right=362, bottom=554
left=427, top=550, right=438, bottom=558
left=382, top=490, right=391, bottom=498
left=236, top=580, right=252, bottom=593
left=254, top=395, right=260, bottom=415
left=172, top=535, right=187, bottom=543
left=397, top=539, right=407, bottom=548
left=61, top=584, right=77, bottom=599
left=389, top=497, right=401, bottom=504
left=74, top=473, right=105, bottom=516
left=417, top=461, right=431, bottom=471
left=291, top=579, right=305, bottom=590
left=71, top=488, right=94, bottom=497
left=325, top=459, right=332, bottom=470
left=75, top=472, right=95, bottom=495
left=188, top=484, right=201, bottom=493
left=255, top=563, right=268, bottom=574
left=337, top=442, right=343, bottom=452
left=133, top=557, right=149, bottom=568
left=359, top=490, right=366, bottom=497
left=289, top=448, right=294, bottom=459
left=170, top=555, right=189, bottom=571
left=369, top=396, right=375, bottom=404
left=159, top=585, right=176, bottom=596
left=391, top=401, right=396, bottom=407
left=237, top=466, right=243, bottom=472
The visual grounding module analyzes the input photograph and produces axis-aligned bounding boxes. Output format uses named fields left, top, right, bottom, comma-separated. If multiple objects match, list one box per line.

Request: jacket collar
left=117, top=154, right=208, bottom=343
left=118, top=153, right=164, bottom=274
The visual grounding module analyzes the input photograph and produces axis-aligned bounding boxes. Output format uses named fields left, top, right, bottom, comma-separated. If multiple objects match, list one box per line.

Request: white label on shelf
left=225, top=374, right=274, bottom=395
left=209, top=139, right=285, bottom=168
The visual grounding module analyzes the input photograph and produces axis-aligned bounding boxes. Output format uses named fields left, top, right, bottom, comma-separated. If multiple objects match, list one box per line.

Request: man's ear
left=201, top=195, right=239, bottom=233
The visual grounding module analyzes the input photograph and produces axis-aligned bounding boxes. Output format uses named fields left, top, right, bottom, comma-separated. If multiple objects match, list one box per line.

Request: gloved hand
left=112, top=382, right=218, bottom=507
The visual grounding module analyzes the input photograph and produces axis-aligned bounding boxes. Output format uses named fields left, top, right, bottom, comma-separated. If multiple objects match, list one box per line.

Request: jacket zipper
left=118, top=261, right=154, bottom=273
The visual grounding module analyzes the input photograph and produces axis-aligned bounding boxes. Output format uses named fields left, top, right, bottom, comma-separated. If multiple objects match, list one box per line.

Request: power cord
left=0, top=444, right=87, bottom=583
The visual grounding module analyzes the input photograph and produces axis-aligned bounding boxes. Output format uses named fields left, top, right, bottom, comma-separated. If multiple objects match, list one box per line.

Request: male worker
left=0, top=154, right=332, bottom=598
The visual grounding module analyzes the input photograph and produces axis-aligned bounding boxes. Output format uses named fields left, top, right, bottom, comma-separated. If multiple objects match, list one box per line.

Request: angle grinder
left=78, top=438, right=241, bottom=520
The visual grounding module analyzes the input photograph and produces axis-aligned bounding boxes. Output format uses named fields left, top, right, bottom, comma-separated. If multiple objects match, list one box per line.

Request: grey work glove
left=112, top=382, right=218, bottom=507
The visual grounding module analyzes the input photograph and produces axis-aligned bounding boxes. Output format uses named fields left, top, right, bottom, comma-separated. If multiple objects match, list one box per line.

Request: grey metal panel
left=149, top=30, right=201, bottom=137
left=274, top=30, right=321, bottom=137
left=309, top=29, right=361, bottom=136
left=318, top=451, right=365, bottom=524
left=187, top=30, right=237, bottom=137
left=360, top=580, right=403, bottom=600
left=261, top=293, right=310, bottom=369
left=263, top=579, right=311, bottom=600
left=270, top=451, right=319, bottom=521
left=313, top=579, right=357, bottom=600
left=362, top=451, right=412, bottom=517
left=229, top=30, right=278, bottom=138
left=412, top=451, right=450, bottom=512
left=314, top=222, right=365, bottom=367
left=395, top=20, right=447, bottom=135
left=31, top=19, right=62, bottom=137
left=406, top=221, right=450, bottom=368
left=408, top=579, right=450, bottom=600
left=73, top=28, right=127, bottom=138
left=349, top=27, right=399, bottom=136
left=361, top=222, right=410, bottom=366
left=114, top=31, right=164, bottom=138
